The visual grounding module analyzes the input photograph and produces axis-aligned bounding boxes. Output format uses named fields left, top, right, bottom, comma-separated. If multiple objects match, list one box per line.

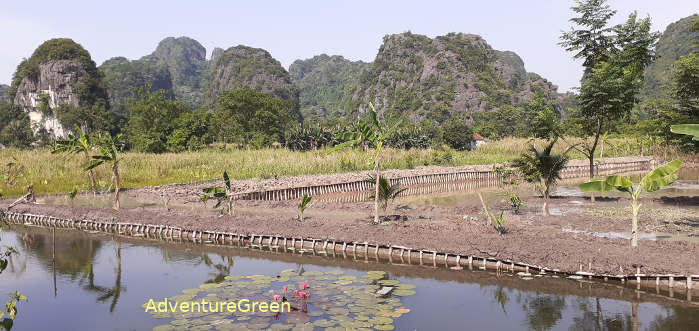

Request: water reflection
left=0, top=225, right=697, bottom=330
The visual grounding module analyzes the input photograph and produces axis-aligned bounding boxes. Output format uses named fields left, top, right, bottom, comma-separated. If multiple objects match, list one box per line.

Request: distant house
left=471, top=134, right=488, bottom=150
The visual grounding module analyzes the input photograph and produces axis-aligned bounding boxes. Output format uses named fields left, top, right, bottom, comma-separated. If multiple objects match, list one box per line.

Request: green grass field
left=0, top=137, right=678, bottom=197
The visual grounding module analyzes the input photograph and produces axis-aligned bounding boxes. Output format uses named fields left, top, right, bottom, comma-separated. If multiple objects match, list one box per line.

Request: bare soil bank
left=3, top=193, right=697, bottom=276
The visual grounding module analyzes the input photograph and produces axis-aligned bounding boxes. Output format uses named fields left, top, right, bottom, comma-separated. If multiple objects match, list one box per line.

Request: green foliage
left=526, top=93, right=561, bottom=139
left=213, top=88, right=297, bottom=147
left=512, top=138, right=572, bottom=200
left=284, top=124, right=347, bottom=151
left=54, top=101, right=114, bottom=134
left=0, top=105, right=33, bottom=148
left=366, top=175, right=407, bottom=213
left=579, top=159, right=683, bottom=247
left=202, top=171, right=234, bottom=215
left=125, top=87, right=188, bottom=153
left=1, top=222, right=27, bottom=331
left=297, top=194, right=312, bottom=221
left=386, top=123, right=433, bottom=149
left=561, top=0, right=660, bottom=170
left=166, top=110, right=213, bottom=152
left=441, top=119, right=474, bottom=150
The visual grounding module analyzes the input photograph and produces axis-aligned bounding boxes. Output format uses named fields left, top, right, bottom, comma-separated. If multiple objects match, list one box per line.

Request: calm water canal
left=1, top=225, right=698, bottom=330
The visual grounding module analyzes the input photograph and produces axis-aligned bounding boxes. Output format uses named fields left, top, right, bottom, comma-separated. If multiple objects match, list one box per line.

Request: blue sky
left=1, top=0, right=697, bottom=92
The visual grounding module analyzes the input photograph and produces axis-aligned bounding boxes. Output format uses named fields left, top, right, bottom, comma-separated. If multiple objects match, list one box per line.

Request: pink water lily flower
left=273, top=295, right=280, bottom=302
left=300, top=282, right=308, bottom=290
left=293, top=290, right=299, bottom=296
left=299, top=291, right=308, bottom=299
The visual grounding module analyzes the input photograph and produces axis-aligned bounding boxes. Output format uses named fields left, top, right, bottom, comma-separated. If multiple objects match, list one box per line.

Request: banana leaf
left=640, top=159, right=682, bottom=192
left=670, top=124, right=699, bottom=140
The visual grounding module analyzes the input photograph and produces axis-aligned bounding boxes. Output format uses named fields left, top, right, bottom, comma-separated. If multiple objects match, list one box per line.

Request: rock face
left=347, top=32, right=560, bottom=123
left=206, top=45, right=299, bottom=108
left=0, top=84, right=9, bottom=104
left=13, top=60, right=85, bottom=138
left=289, top=54, right=370, bottom=119
left=148, top=37, right=208, bottom=105
left=11, top=38, right=108, bottom=138
left=641, top=14, right=699, bottom=100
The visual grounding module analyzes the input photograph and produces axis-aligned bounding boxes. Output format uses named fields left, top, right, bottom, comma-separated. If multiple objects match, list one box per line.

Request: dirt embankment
left=3, top=192, right=697, bottom=276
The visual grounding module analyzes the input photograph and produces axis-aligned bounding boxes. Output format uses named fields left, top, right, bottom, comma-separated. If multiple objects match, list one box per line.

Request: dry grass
left=0, top=137, right=675, bottom=197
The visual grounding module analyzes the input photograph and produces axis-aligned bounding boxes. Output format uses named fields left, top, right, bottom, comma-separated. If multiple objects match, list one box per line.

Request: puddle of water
left=562, top=228, right=699, bottom=244
left=0, top=225, right=698, bottom=330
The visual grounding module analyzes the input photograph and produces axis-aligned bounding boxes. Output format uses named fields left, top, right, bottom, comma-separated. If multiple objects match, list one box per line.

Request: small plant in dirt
left=330, top=102, right=402, bottom=224
left=52, top=126, right=97, bottom=192
left=477, top=192, right=507, bottom=235
left=366, top=175, right=407, bottom=223
left=85, top=134, right=123, bottom=210
left=297, top=194, right=312, bottom=222
left=511, top=138, right=573, bottom=215
left=492, top=166, right=525, bottom=214
left=202, top=171, right=235, bottom=215
left=579, top=159, right=683, bottom=248
left=67, top=187, right=78, bottom=207
left=491, top=211, right=508, bottom=235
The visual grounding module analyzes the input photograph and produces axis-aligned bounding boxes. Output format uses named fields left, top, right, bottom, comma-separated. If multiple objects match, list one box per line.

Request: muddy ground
left=3, top=190, right=698, bottom=276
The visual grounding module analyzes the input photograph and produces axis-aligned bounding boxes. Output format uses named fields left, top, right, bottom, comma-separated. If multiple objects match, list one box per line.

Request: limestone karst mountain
left=9, top=38, right=110, bottom=138
left=345, top=32, right=561, bottom=123
left=205, top=45, right=299, bottom=110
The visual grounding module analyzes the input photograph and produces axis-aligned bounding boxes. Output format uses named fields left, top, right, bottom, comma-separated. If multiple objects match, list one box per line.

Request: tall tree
left=212, top=88, right=298, bottom=147
left=125, top=86, right=187, bottom=153
left=560, top=0, right=659, bottom=179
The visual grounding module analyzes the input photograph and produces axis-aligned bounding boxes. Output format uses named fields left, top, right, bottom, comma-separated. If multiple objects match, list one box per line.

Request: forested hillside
left=289, top=54, right=370, bottom=119
left=641, top=14, right=699, bottom=100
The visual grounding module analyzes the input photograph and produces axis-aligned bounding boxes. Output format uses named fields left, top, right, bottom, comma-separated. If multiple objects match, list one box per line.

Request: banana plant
left=297, top=194, right=312, bottom=222
left=671, top=124, right=699, bottom=140
left=202, top=171, right=234, bottom=215
left=330, top=103, right=402, bottom=224
left=84, top=134, right=123, bottom=210
left=579, top=159, right=683, bottom=248
left=52, top=126, right=97, bottom=192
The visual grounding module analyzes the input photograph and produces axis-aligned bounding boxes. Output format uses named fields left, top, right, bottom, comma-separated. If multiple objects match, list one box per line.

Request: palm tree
left=512, top=138, right=573, bottom=214
left=85, top=135, right=123, bottom=210
left=52, top=126, right=98, bottom=192
left=366, top=175, right=406, bottom=215
left=331, top=103, right=401, bottom=224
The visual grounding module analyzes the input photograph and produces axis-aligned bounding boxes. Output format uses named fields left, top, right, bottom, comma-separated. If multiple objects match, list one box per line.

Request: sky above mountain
left=1, top=0, right=697, bottom=92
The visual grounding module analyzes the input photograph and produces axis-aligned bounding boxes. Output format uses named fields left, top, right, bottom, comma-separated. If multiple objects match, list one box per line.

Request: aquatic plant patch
left=146, top=269, right=414, bottom=331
